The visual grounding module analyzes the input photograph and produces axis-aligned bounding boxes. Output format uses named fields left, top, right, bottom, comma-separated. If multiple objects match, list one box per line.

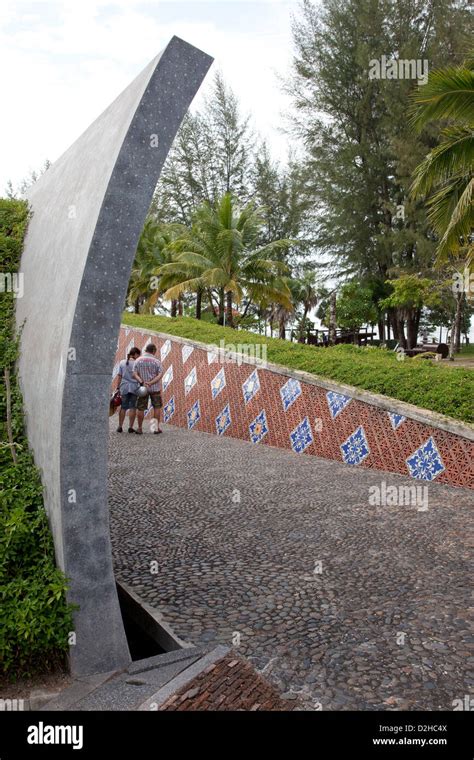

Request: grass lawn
left=122, top=314, right=474, bottom=425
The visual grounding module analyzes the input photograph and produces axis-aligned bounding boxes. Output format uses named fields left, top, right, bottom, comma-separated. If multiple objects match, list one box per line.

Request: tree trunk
left=378, top=318, right=385, bottom=343
left=392, top=310, right=406, bottom=349
left=279, top=312, right=286, bottom=340
left=134, top=296, right=140, bottom=314
left=386, top=317, right=391, bottom=341
left=226, top=290, right=234, bottom=328
left=455, top=294, right=463, bottom=352
left=299, top=306, right=309, bottom=343
left=450, top=292, right=463, bottom=359
left=170, top=299, right=177, bottom=318
left=207, top=289, right=217, bottom=317
left=329, top=291, right=337, bottom=346
left=178, top=298, right=183, bottom=317
left=406, top=311, right=418, bottom=350
left=195, top=288, right=202, bottom=320
left=218, top=288, right=225, bottom=325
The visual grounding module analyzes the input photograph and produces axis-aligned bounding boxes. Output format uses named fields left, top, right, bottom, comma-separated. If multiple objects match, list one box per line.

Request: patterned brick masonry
left=114, top=326, right=474, bottom=490
left=158, top=653, right=298, bottom=711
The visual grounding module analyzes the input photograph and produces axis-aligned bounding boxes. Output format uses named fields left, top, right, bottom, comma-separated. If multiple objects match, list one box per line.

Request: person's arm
left=144, top=362, right=163, bottom=387
left=132, top=362, right=143, bottom=384
left=113, top=364, right=123, bottom=391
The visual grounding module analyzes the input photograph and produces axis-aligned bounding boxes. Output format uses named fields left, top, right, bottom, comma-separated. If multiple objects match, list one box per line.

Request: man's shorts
left=137, top=391, right=163, bottom=411
left=121, top=392, right=137, bottom=411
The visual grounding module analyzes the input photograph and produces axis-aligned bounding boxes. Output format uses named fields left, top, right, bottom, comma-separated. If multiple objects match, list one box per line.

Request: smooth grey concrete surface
left=40, top=648, right=210, bottom=711
left=15, top=36, right=213, bottom=676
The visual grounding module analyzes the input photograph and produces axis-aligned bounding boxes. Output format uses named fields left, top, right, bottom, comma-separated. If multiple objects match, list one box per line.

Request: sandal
left=128, top=427, right=135, bottom=433
left=153, top=429, right=163, bottom=434
left=135, top=429, right=143, bottom=435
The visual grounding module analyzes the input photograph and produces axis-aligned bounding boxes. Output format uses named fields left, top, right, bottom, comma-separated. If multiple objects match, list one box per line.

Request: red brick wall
left=114, top=326, right=474, bottom=490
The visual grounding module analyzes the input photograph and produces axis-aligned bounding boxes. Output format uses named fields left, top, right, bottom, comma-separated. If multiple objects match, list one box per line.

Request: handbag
left=109, top=389, right=122, bottom=416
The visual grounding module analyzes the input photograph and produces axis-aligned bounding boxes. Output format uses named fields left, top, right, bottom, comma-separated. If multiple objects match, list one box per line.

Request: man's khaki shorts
left=137, top=391, right=162, bottom=411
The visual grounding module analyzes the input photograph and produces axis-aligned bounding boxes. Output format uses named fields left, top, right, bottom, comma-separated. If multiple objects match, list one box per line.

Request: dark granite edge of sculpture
left=16, top=37, right=213, bottom=675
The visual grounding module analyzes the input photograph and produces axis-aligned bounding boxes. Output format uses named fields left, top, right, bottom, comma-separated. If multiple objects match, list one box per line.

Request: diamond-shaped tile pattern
left=211, top=367, right=226, bottom=399
left=249, top=410, right=268, bottom=444
left=162, top=364, right=173, bottom=392
left=163, top=396, right=175, bottom=423
left=184, top=367, right=197, bottom=396
left=182, top=344, right=194, bottom=364
left=290, top=417, right=313, bottom=453
left=280, top=378, right=302, bottom=411
left=389, top=412, right=406, bottom=430
left=114, top=327, right=474, bottom=490
left=187, top=400, right=200, bottom=429
left=406, top=437, right=445, bottom=481
left=341, top=426, right=370, bottom=466
left=216, top=404, right=231, bottom=436
left=161, top=339, right=171, bottom=362
left=243, top=369, right=260, bottom=405
left=327, top=391, right=352, bottom=419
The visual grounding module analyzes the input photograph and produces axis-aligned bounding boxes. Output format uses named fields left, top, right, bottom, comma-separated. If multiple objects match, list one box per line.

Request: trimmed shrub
left=122, top=314, right=474, bottom=425
left=0, top=198, right=74, bottom=678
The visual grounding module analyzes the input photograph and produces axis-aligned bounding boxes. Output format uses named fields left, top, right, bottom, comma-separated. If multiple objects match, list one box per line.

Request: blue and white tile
left=182, top=344, right=194, bottom=364
left=340, top=426, right=370, bottom=466
left=211, top=367, right=226, bottom=399
left=216, top=404, right=231, bottom=436
left=242, top=369, right=260, bottom=405
left=162, top=364, right=173, bottom=392
left=249, top=410, right=268, bottom=444
left=406, top=437, right=445, bottom=481
left=388, top=412, right=406, bottom=430
left=184, top=366, right=197, bottom=396
left=160, top=339, right=171, bottom=362
left=290, top=417, right=313, bottom=453
left=187, top=400, right=201, bottom=429
left=207, top=350, right=217, bottom=365
left=327, top=391, right=352, bottom=419
left=163, top=396, right=175, bottom=423
left=280, top=377, right=302, bottom=411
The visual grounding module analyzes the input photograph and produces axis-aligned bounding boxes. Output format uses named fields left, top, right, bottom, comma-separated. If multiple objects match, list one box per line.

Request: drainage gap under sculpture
left=15, top=37, right=213, bottom=676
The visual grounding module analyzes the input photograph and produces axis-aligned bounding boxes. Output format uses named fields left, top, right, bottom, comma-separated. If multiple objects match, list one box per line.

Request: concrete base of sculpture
left=15, top=37, right=213, bottom=675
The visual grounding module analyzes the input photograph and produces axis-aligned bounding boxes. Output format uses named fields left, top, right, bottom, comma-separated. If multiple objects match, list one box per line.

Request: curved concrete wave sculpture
left=15, top=37, right=213, bottom=675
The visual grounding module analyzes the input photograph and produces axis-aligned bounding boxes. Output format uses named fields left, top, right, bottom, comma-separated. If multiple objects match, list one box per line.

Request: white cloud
left=0, top=0, right=296, bottom=190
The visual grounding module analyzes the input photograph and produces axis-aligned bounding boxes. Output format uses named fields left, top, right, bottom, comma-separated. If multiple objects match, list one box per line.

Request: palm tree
left=410, top=56, right=474, bottom=263
left=159, top=193, right=294, bottom=328
left=128, top=220, right=185, bottom=315
left=295, top=273, right=318, bottom=342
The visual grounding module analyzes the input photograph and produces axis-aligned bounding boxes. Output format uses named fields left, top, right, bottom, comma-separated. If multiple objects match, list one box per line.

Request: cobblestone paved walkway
left=108, top=418, right=473, bottom=711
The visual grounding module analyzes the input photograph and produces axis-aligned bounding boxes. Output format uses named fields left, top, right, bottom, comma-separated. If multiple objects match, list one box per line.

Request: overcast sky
left=1, top=0, right=298, bottom=192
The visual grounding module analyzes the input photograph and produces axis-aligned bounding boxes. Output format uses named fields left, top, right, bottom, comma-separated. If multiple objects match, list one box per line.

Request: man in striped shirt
left=132, top=344, right=163, bottom=434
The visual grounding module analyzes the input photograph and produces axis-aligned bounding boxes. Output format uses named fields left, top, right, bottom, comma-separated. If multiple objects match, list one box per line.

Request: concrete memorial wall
left=16, top=37, right=213, bottom=675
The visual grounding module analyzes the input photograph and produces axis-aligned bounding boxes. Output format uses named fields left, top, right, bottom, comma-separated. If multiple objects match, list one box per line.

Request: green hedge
left=123, top=314, right=474, bottom=425
left=0, top=198, right=74, bottom=678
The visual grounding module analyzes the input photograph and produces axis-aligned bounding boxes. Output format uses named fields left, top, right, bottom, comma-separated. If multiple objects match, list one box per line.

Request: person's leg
left=136, top=409, right=145, bottom=432
left=128, top=395, right=137, bottom=431
left=117, top=409, right=125, bottom=430
left=154, top=405, right=161, bottom=432
left=150, top=393, right=162, bottom=433
left=117, top=400, right=126, bottom=431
